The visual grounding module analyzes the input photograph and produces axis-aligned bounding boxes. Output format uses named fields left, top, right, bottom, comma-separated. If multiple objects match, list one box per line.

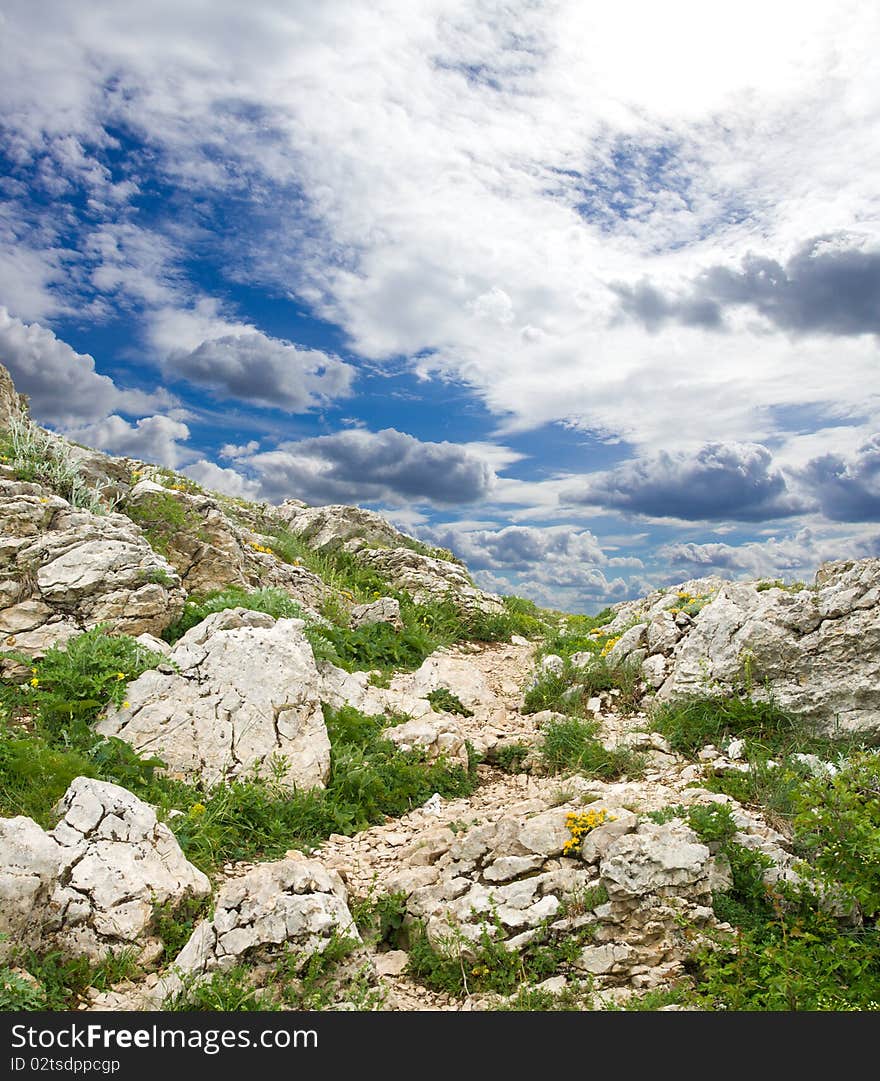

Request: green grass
left=650, top=694, right=800, bottom=757
left=407, top=912, right=588, bottom=998
left=426, top=687, right=473, bottom=717
left=165, top=966, right=279, bottom=1011
left=0, top=946, right=140, bottom=1011
left=538, top=716, right=644, bottom=780
left=523, top=655, right=641, bottom=717
left=124, top=492, right=205, bottom=556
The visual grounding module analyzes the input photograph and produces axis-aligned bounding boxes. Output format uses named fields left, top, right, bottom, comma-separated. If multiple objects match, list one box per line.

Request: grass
left=426, top=687, right=473, bottom=717
left=123, top=492, right=206, bottom=556
left=0, top=416, right=116, bottom=514
left=538, top=716, right=644, bottom=780
left=0, top=945, right=140, bottom=1011
left=650, top=694, right=800, bottom=757
left=523, top=655, right=641, bottom=717
left=407, top=911, right=589, bottom=998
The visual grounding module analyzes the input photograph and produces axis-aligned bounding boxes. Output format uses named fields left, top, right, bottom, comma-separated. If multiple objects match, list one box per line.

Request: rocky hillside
left=1, top=362, right=879, bottom=1013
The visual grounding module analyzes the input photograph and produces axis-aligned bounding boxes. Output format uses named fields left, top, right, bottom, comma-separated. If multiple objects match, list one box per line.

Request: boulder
left=0, top=778, right=209, bottom=963
left=659, top=560, right=880, bottom=736
left=97, top=609, right=331, bottom=789
left=350, top=596, right=403, bottom=630
left=356, top=547, right=504, bottom=615
left=0, top=480, right=185, bottom=659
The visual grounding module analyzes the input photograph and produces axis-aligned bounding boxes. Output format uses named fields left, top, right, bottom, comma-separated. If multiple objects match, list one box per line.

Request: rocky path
left=84, top=637, right=796, bottom=1014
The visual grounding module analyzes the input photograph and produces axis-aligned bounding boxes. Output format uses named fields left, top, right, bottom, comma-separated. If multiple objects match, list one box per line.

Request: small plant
left=124, top=492, right=205, bottom=556
left=351, top=890, right=409, bottom=949
left=165, top=966, right=278, bottom=1011
left=650, top=694, right=798, bottom=757
left=562, top=808, right=616, bottom=855
left=426, top=687, right=473, bottom=717
left=494, top=742, right=530, bottom=773
left=539, top=717, right=644, bottom=780
left=152, top=894, right=213, bottom=964
left=0, top=416, right=114, bottom=513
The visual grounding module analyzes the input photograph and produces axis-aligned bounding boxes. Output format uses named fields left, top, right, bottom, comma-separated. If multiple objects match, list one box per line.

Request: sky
left=1, top=0, right=880, bottom=614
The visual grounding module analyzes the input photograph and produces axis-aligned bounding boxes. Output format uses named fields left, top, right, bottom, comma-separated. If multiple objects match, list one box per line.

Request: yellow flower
left=189, top=802, right=207, bottom=817
left=116, top=672, right=126, bottom=680
left=30, top=677, right=39, bottom=687
left=123, top=701, right=130, bottom=709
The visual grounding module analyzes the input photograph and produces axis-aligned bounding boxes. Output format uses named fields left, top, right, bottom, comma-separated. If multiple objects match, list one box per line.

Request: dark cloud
left=165, top=332, right=354, bottom=412
left=244, top=428, right=495, bottom=506
left=422, top=523, right=605, bottom=573
left=612, top=235, right=880, bottom=336
left=566, top=442, right=807, bottom=521
left=799, top=435, right=880, bottom=521
left=0, top=307, right=174, bottom=427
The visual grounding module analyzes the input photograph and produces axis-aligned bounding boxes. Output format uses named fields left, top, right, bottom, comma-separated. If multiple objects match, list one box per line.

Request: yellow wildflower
left=30, top=677, right=39, bottom=687
left=123, top=701, right=130, bottom=709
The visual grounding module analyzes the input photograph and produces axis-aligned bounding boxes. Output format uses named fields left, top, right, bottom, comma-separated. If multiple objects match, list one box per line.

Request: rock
left=173, top=857, right=358, bottom=976
left=350, top=597, right=403, bottom=630
left=608, top=623, right=648, bottom=661
left=97, top=609, right=331, bottom=790
left=375, top=950, right=409, bottom=977
left=659, top=560, right=880, bottom=735
left=274, top=503, right=408, bottom=552
left=641, top=654, right=668, bottom=689
left=0, top=817, right=62, bottom=959
left=540, top=654, right=564, bottom=676
left=0, top=362, right=28, bottom=427
left=580, top=809, right=639, bottom=863
left=726, top=738, right=746, bottom=761
left=356, top=547, right=505, bottom=615
left=383, top=715, right=469, bottom=768
left=599, top=821, right=717, bottom=898
left=0, top=779, right=209, bottom=963
left=122, top=481, right=332, bottom=616
left=47, top=779, right=211, bottom=961
left=0, top=481, right=185, bottom=658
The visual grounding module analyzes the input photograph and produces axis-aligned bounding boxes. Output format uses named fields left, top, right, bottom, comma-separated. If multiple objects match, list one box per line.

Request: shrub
left=523, top=656, right=641, bottom=717
left=124, top=492, right=204, bottom=555
left=165, top=966, right=278, bottom=1011
left=791, top=752, right=880, bottom=917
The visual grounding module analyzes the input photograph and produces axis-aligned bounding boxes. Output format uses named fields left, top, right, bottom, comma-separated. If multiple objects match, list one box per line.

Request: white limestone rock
left=97, top=609, right=331, bottom=790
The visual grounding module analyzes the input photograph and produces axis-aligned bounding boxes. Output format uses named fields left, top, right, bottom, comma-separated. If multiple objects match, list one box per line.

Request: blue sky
left=2, top=0, right=880, bottom=613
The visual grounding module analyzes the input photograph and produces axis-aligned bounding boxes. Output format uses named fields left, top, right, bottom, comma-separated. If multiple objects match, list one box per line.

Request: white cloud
left=242, top=427, right=496, bottom=506
left=182, top=458, right=262, bottom=499
left=63, top=414, right=193, bottom=468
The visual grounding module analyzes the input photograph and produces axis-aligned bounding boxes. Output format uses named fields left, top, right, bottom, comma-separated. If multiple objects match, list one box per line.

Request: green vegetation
left=426, top=687, right=473, bottom=717
left=162, top=586, right=308, bottom=644
left=650, top=694, right=799, bottom=757
left=0, top=416, right=115, bottom=514
left=0, top=945, right=140, bottom=1011
left=123, top=492, right=205, bottom=555
left=152, top=894, right=214, bottom=964
left=407, top=911, right=589, bottom=997
left=0, top=629, right=478, bottom=875
left=523, top=655, right=641, bottom=717
left=538, top=716, right=644, bottom=780
left=494, top=741, right=531, bottom=773
left=165, top=966, right=279, bottom=1011
left=644, top=758, right=880, bottom=1010
left=351, top=890, right=409, bottom=950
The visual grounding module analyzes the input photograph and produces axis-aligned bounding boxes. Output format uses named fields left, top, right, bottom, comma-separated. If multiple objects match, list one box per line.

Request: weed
left=124, top=493, right=205, bottom=556
left=165, top=966, right=279, bottom=1011
left=650, top=694, right=799, bottom=757
left=152, top=894, right=213, bottom=964
left=494, top=742, right=531, bottom=773
left=0, top=417, right=115, bottom=514
left=539, top=717, right=644, bottom=780
left=426, top=687, right=473, bottom=717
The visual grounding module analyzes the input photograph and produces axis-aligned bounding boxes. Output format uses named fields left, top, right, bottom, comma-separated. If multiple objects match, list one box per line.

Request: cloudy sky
left=2, top=0, right=879, bottom=611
